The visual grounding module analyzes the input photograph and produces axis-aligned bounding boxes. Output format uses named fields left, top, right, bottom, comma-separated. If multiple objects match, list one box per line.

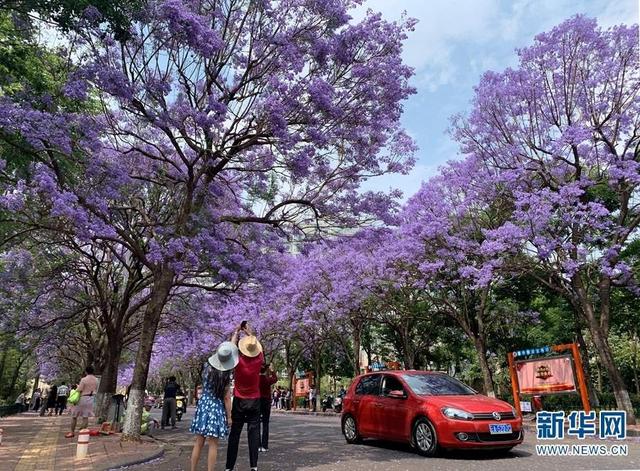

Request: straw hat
left=208, top=341, right=240, bottom=371
left=238, top=335, right=263, bottom=358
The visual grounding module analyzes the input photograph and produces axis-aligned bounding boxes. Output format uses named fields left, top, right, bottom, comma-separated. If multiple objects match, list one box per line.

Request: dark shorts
left=231, top=398, right=260, bottom=422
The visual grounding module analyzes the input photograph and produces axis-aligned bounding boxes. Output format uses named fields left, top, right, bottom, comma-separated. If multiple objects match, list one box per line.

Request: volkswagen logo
left=492, top=412, right=502, bottom=421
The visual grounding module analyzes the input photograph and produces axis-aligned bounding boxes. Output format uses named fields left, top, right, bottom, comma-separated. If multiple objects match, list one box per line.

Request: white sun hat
left=208, top=341, right=240, bottom=371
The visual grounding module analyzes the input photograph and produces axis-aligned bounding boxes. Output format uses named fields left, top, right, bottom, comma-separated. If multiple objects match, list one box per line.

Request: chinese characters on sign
left=536, top=411, right=627, bottom=440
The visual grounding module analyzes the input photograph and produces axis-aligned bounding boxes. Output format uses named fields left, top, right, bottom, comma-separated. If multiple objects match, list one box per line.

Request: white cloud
left=353, top=0, right=502, bottom=91
left=596, top=0, right=638, bottom=27
left=353, top=0, right=639, bottom=94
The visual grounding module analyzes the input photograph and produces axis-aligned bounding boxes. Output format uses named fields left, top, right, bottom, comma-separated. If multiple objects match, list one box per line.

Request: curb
left=104, top=447, right=165, bottom=470
left=272, top=410, right=340, bottom=418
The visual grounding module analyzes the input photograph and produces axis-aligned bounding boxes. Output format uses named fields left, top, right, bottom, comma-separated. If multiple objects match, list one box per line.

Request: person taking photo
left=225, top=322, right=263, bottom=471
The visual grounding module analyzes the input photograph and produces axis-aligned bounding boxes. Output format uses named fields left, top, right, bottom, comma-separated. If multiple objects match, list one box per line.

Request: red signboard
left=295, top=378, right=309, bottom=397
left=516, top=355, right=576, bottom=395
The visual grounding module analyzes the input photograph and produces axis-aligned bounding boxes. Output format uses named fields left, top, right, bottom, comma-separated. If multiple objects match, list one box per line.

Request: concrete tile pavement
left=0, top=412, right=163, bottom=471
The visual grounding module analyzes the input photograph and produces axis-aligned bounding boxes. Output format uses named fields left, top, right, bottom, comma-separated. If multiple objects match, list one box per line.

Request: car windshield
left=402, top=373, right=476, bottom=396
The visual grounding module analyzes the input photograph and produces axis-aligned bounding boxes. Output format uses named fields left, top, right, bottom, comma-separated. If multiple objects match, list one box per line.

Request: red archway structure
left=507, top=343, right=590, bottom=417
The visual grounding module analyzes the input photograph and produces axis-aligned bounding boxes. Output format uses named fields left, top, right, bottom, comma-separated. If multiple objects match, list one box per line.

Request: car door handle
left=373, top=402, right=384, bottom=408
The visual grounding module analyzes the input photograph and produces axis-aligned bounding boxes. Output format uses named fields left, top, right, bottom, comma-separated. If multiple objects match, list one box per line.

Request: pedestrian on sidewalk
left=65, top=366, right=98, bottom=438
left=161, top=376, right=181, bottom=429
left=278, top=389, right=284, bottom=410
left=56, top=382, right=69, bottom=415
left=309, top=387, right=317, bottom=412
left=14, top=391, right=26, bottom=412
left=39, top=388, right=48, bottom=416
left=190, top=341, right=237, bottom=471
left=45, top=385, right=57, bottom=416
left=225, top=321, right=264, bottom=471
left=141, top=401, right=160, bottom=436
left=285, top=389, right=291, bottom=410
left=258, top=362, right=277, bottom=452
left=31, top=388, right=42, bottom=411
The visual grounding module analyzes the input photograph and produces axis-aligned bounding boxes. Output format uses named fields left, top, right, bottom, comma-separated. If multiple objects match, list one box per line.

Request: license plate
left=489, top=423, right=512, bottom=434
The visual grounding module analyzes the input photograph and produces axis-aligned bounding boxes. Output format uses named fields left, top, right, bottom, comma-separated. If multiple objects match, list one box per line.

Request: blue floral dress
left=190, top=362, right=231, bottom=438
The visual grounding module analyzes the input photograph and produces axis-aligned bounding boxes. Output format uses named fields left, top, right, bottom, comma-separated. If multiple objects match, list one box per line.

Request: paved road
left=124, top=411, right=640, bottom=471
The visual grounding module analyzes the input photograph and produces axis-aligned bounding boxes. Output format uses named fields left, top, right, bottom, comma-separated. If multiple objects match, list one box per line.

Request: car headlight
left=511, top=406, right=518, bottom=417
left=442, top=407, right=474, bottom=420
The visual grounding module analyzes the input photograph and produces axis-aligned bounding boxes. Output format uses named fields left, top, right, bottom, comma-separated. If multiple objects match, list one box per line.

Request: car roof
left=356, top=370, right=445, bottom=378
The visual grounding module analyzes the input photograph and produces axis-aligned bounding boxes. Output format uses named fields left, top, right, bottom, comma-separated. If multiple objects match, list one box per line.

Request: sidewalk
left=0, top=412, right=163, bottom=471
left=272, top=408, right=339, bottom=417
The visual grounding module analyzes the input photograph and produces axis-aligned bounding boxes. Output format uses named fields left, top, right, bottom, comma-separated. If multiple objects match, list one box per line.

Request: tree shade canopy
left=0, top=4, right=639, bottom=433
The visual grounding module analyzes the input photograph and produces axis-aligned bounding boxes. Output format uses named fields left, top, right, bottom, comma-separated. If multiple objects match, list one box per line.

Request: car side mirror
left=388, top=390, right=406, bottom=399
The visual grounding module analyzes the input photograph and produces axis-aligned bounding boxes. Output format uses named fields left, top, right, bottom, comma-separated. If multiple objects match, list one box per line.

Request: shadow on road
left=360, top=438, right=532, bottom=460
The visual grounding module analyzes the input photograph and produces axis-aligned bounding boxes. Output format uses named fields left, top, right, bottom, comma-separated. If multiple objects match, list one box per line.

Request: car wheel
left=342, top=414, right=361, bottom=444
left=412, top=417, right=438, bottom=457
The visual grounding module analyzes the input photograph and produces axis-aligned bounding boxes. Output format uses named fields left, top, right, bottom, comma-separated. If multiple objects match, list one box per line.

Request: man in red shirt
left=258, top=363, right=277, bottom=452
left=225, top=323, right=263, bottom=471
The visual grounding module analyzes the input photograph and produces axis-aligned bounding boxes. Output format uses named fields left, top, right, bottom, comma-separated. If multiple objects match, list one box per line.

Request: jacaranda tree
left=0, top=0, right=415, bottom=437
left=400, top=156, right=522, bottom=396
left=452, top=16, right=640, bottom=422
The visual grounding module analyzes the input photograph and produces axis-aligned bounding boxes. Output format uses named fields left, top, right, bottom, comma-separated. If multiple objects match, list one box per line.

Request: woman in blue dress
left=190, top=341, right=239, bottom=471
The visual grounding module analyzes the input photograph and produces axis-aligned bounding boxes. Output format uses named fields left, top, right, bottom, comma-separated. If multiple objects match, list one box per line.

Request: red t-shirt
left=259, top=371, right=278, bottom=398
left=234, top=352, right=264, bottom=399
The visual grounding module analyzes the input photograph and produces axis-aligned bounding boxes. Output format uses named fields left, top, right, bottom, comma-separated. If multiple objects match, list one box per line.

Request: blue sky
left=355, top=0, right=639, bottom=199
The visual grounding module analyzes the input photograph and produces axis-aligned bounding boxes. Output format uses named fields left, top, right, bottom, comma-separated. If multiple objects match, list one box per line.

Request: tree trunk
left=7, top=355, right=27, bottom=400
left=572, top=275, right=636, bottom=423
left=288, top=368, right=295, bottom=393
left=32, top=372, right=40, bottom=396
left=473, top=336, right=495, bottom=397
left=0, top=346, right=8, bottom=385
left=314, top=348, right=322, bottom=398
left=399, top=323, right=415, bottom=370
left=575, top=327, right=600, bottom=408
left=352, top=324, right=361, bottom=377
left=402, top=342, right=415, bottom=370
left=473, top=292, right=494, bottom=397
left=589, top=321, right=636, bottom=424
left=632, top=333, right=640, bottom=396
left=95, top=340, right=122, bottom=421
left=122, top=269, right=174, bottom=440
left=596, top=361, right=603, bottom=393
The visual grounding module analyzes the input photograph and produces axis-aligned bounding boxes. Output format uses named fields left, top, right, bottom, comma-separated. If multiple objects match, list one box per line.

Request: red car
left=341, top=370, right=523, bottom=456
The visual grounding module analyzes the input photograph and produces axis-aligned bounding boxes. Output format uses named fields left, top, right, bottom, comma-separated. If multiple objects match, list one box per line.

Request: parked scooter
left=333, top=396, right=343, bottom=413
left=175, top=395, right=187, bottom=421
left=321, top=394, right=333, bottom=412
